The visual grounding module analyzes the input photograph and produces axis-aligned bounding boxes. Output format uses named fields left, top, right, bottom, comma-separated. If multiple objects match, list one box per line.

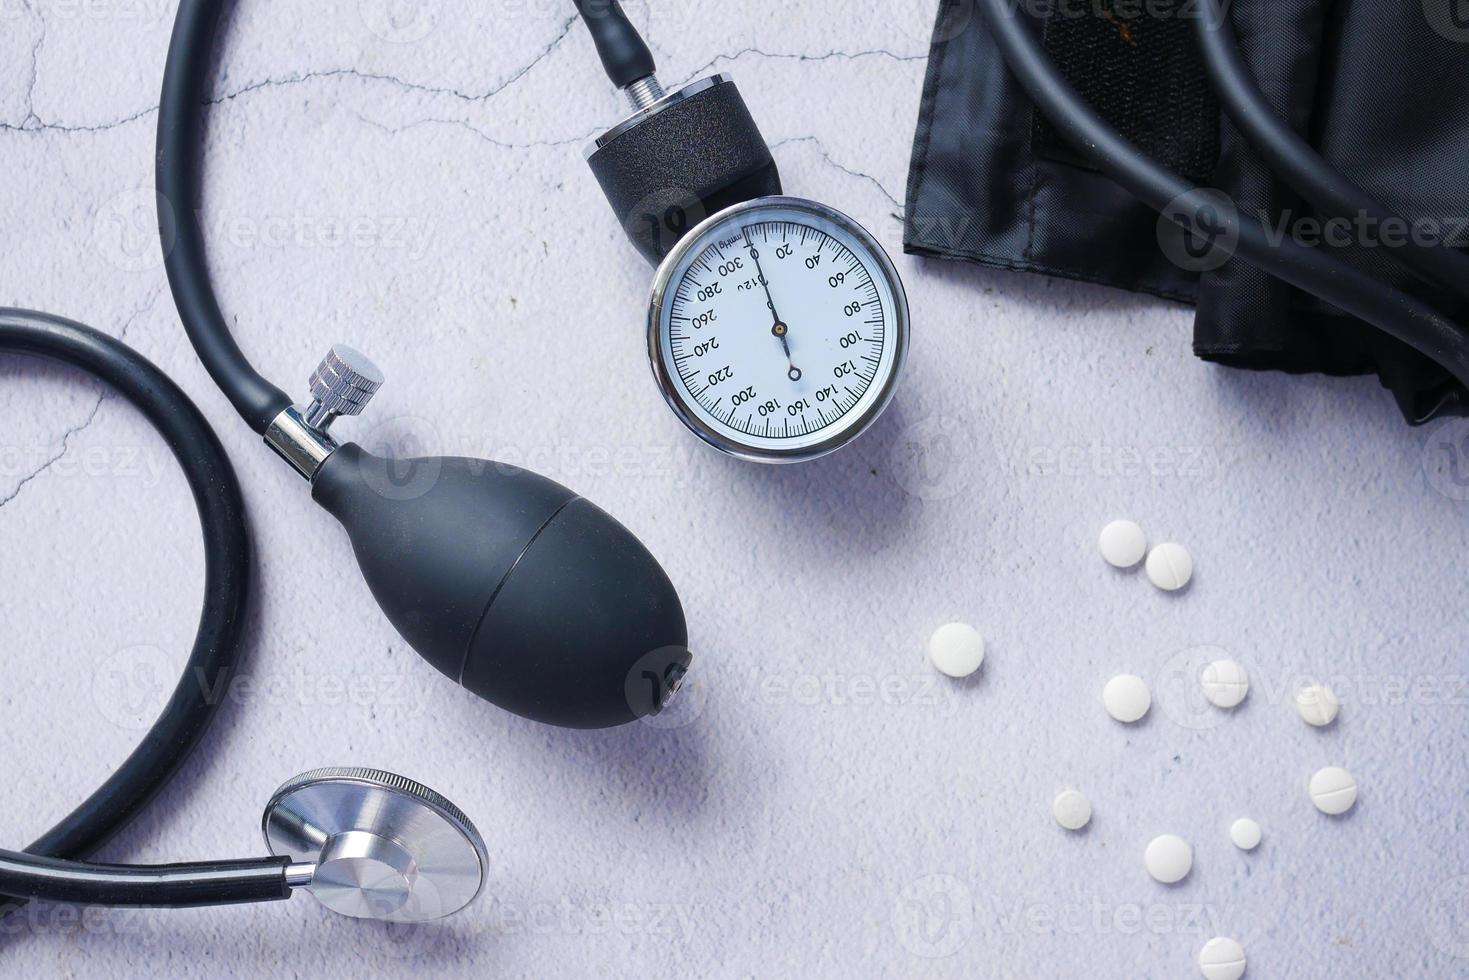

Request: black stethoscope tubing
left=0, top=310, right=292, bottom=914
left=5, top=0, right=1468, bottom=918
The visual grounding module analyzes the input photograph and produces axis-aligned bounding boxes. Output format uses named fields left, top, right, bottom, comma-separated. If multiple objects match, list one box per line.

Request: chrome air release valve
left=576, top=0, right=909, bottom=463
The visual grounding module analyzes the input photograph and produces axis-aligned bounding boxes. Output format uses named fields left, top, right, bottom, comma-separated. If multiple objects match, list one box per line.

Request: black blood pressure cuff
left=905, top=0, right=1469, bottom=423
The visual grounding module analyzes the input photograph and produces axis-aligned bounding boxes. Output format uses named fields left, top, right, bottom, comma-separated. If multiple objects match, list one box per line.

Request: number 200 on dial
left=648, top=197, right=909, bottom=463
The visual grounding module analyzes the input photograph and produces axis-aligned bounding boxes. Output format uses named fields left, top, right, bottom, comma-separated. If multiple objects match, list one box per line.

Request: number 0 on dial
left=648, top=197, right=909, bottom=463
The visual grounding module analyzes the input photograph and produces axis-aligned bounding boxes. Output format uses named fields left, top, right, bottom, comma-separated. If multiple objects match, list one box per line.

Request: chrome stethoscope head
left=263, top=767, right=487, bottom=922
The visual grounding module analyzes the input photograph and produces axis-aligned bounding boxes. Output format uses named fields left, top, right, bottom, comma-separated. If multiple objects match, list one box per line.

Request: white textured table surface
left=2, top=2, right=1468, bottom=977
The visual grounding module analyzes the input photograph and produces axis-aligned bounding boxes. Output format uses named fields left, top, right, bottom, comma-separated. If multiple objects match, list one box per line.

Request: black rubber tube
left=0, top=853, right=291, bottom=909
left=0, top=309, right=277, bottom=913
left=976, top=0, right=1469, bottom=391
left=157, top=0, right=292, bottom=433
left=1192, top=0, right=1469, bottom=304
left=573, top=0, right=657, bottom=88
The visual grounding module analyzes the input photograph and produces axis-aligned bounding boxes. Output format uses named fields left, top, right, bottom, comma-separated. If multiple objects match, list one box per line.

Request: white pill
left=1229, top=817, right=1262, bottom=850
left=1146, top=542, right=1194, bottom=591
left=1309, top=766, right=1358, bottom=815
left=1200, top=659, right=1249, bottom=708
left=1144, top=834, right=1193, bottom=883
left=1295, top=684, right=1340, bottom=727
left=1052, top=790, right=1092, bottom=831
left=1099, top=519, right=1148, bottom=568
left=1103, top=674, right=1152, bottom=723
left=1197, top=937, right=1247, bottom=980
left=927, top=622, right=985, bottom=678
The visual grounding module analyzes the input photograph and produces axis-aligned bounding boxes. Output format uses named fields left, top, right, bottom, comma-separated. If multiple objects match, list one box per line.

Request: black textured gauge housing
left=587, top=78, right=782, bottom=264
left=312, top=443, right=692, bottom=729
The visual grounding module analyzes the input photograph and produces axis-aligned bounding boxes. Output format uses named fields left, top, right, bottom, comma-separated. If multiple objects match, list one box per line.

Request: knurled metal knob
left=306, top=345, right=384, bottom=425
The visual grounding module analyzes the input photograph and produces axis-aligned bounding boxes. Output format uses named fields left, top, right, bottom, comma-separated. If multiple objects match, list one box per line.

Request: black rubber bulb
left=311, top=443, right=691, bottom=729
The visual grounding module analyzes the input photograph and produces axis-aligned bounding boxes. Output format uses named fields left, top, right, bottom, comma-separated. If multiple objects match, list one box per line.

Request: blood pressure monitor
left=648, top=197, right=907, bottom=462
left=583, top=66, right=910, bottom=464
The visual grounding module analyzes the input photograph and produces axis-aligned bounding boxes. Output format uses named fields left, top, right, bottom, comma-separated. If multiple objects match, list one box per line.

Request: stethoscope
left=0, top=311, right=485, bottom=922
left=5, top=0, right=1468, bottom=930
left=1, top=0, right=699, bottom=925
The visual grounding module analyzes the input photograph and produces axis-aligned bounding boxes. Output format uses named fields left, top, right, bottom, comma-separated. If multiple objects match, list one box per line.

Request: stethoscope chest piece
left=262, top=767, right=487, bottom=922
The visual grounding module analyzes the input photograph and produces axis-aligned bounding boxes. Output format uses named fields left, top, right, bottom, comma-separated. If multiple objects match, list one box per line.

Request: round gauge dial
left=648, top=197, right=908, bottom=463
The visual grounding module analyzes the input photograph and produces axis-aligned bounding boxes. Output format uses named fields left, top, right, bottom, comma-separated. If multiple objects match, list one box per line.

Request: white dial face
left=650, top=199, right=907, bottom=461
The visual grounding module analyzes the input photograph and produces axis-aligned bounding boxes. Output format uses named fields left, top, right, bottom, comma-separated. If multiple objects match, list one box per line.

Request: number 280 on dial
left=648, top=197, right=909, bottom=463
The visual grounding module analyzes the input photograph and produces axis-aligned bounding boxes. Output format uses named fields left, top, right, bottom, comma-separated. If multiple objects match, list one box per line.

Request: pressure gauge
left=648, top=197, right=909, bottom=463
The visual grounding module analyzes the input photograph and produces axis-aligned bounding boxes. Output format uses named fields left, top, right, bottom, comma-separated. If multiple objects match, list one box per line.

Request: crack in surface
left=355, top=112, right=599, bottom=151
left=19, top=1, right=45, bottom=129
left=0, top=29, right=926, bottom=138
left=0, top=394, right=105, bottom=511
left=772, top=135, right=902, bottom=210
left=1, top=13, right=580, bottom=136
left=687, top=44, right=928, bottom=79
left=0, top=290, right=158, bottom=511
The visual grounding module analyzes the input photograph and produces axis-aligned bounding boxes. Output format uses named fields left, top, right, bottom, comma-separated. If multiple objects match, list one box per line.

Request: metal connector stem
left=624, top=74, right=665, bottom=111
left=302, top=399, right=336, bottom=430
left=285, top=863, right=317, bottom=889
left=267, top=344, right=385, bottom=481
left=264, top=406, right=339, bottom=481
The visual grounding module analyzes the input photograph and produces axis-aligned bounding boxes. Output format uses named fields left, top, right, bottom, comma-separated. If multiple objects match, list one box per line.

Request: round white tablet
left=1144, top=834, right=1193, bottom=883
left=1052, top=790, right=1092, bottom=831
left=1309, top=766, right=1358, bottom=815
left=1099, top=520, right=1148, bottom=568
left=927, top=622, right=985, bottom=678
left=1146, top=542, right=1194, bottom=591
left=1200, top=659, right=1249, bottom=708
left=1229, top=817, right=1262, bottom=850
left=1295, top=684, right=1340, bottom=727
left=1197, top=937, right=1247, bottom=980
left=1103, top=674, right=1152, bottom=723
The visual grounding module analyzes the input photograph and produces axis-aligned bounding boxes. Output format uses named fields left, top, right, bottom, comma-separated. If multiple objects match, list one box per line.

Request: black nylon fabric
left=1034, top=1, right=1220, bottom=182
left=904, top=0, right=1469, bottom=423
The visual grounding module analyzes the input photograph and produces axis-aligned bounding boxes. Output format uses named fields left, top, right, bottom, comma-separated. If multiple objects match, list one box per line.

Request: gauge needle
left=743, top=226, right=803, bottom=382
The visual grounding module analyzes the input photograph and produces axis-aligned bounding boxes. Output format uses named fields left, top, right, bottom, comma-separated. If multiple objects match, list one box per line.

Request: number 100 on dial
left=648, top=197, right=909, bottom=463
